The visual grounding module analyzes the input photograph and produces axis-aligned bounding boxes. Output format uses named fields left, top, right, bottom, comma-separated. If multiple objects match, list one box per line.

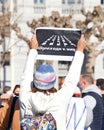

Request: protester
left=0, top=87, right=21, bottom=130
left=96, top=78, right=104, bottom=130
left=0, top=93, right=11, bottom=108
left=19, top=34, right=86, bottom=130
left=79, top=74, right=104, bottom=130
left=3, top=86, right=11, bottom=93
left=96, top=78, right=104, bottom=101
left=13, top=84, right=20, bottom=97
left=0, top=85, right=13, bottom=108
left=58, top=75, right=92, bottom=130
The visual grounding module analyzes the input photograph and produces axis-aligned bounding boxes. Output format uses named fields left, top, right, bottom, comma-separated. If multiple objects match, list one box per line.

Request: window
left=40, top=0, right=44, bottom=3
left=0, top=0, right=3, bottom=4
left=34, top=0, right=38, bottom=4
left=0, top=52, right=10, bottom=66
left=103, top=56, right=104, bottom=69
left=34, top=0, right=44, bottom=4
left=13, top=0, right=17, bottom=12
left=68, top=0, right=74, bottom=4
left=77, top=0, right=81, bottom=4
left=101, top=0, right=104, bottom=4
left=62, top=0, right=66, bottom=4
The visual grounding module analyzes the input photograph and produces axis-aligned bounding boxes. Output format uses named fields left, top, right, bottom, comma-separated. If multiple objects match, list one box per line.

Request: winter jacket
left=101, top=94, right=104, bottom=130
left=82, top=85, right=104, bottom=130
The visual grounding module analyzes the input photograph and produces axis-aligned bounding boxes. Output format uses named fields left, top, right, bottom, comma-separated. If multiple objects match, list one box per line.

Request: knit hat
left=33, top=64, right=56, bottom=90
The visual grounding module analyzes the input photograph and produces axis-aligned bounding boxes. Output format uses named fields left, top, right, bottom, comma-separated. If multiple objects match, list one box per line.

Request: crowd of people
left=0, top=34, right=104, bottom=130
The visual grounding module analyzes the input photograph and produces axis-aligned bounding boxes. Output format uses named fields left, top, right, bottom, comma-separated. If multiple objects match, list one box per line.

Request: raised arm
left=20, top=35, right=38, bottom=98
left=57, top=34, right=86, bottom=102
left=76, top=34, right=86, bottom=52
left=29, top=35, right=38, bottom=49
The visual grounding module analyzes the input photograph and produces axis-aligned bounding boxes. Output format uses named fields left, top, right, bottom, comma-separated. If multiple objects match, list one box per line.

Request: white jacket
left=20, top=49, right=84, bottom=130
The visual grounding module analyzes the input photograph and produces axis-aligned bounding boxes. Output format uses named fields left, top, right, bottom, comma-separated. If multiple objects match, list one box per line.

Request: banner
left=35, top=27, right=81, bottom=61
left=66, top=97, right=88, bottom=130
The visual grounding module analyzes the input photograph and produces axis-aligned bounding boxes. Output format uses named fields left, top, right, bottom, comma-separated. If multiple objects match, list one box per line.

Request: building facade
left=0, top=0, right=104, bottom=90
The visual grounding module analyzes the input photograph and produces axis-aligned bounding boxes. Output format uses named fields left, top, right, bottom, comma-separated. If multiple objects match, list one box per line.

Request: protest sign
left=35, top=27, right=81, bottom=61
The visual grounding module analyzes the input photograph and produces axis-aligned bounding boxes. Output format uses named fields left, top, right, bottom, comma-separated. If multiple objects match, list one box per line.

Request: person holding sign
left=20, top=34, right=86, bottom=130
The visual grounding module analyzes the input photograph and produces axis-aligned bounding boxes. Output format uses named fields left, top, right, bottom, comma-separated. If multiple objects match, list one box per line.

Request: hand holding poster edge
left=35, top=27, right=82, bottom=61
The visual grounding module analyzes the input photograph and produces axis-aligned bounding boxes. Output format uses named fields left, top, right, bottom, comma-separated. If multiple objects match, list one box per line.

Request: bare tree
left=0, top=5, right=104, bottom=76
left=77, top=6, right=104, bottom=75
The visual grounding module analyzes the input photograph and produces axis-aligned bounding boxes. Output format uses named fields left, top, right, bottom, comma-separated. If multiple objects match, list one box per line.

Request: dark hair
left=13, top=84, right=20, bottom=93
left=96, top=78, right=104, bottom=90
left=3, top=86, right=11, bottom=93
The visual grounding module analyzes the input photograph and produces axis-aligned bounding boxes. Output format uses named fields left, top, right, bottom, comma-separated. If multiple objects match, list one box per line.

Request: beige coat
left=0, top=97, right=21, bottom=130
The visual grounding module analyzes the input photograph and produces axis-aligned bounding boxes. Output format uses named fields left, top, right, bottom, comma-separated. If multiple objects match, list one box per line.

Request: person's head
left=79, top=74, right=94, bottom=90
left=32, top=64, right=57, bottom=94
left=13, top=84, right=20, bottom=96
left=3, top=86, right=11, bottom=93
left=96, top=78, right=104, bottom=90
